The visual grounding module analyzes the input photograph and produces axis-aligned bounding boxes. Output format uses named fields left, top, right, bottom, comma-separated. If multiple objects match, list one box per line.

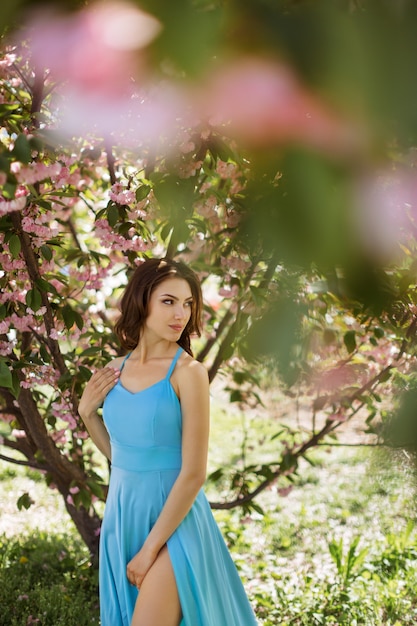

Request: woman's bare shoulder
left=105, top=356, right=125, bottom=370
left=176, top=352, right=208, bottom=385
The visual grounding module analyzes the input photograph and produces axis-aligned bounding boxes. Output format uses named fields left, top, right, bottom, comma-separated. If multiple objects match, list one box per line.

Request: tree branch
left=0, top=452, right=49, bottom=472
left=104, top=138, right=117, bottom=185
left=209, top=361, right=395, bottom=509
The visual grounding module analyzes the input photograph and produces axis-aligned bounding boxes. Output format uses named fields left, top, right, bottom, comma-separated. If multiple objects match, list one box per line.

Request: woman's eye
left=162, top=299, right=173, bottom=305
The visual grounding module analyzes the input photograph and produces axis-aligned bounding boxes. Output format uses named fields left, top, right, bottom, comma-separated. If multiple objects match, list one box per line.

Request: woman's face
left=144, top=277, right=193, bottom=342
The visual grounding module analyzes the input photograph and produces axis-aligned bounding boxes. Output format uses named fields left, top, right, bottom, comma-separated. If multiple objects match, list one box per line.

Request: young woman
left=78, top=258, right=258, bottom=626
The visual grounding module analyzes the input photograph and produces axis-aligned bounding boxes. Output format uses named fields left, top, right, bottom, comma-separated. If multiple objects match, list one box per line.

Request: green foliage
left=1, top=434, right=417, bottom=624
left=0, top=533, right=99, bottom=626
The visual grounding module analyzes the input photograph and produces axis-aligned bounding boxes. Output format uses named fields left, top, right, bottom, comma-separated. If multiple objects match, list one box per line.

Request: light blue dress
left=100, top=346, right=258, bottom=626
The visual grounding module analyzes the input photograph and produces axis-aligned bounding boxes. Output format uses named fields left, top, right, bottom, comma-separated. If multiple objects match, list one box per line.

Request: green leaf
left=248, top=501, right=265, bottom=516
left=62, top=304, right=75, bottom=330
left=11, top=371, right=21, bottom=399
left=107, top=203, right=119, bottom=227
left=230, top=389, right=243, bottom=402
left=343, top=330, right=357, bottom=354
left=373, top=326, right=384, bottom=339
left=73, top=309, right=84, bottom=331
left=35, top=277, right=58, bottom=295
left=136, top=184, right=151, bottom=202
left=80, top=347, right=102, bottom=357
left=207, top=468, right=224, bottom=482
left=86, top=479, right=105, bottom=499
left=0, top=360, right=12, bottom=389
left=8, top=234, right=21, bottom=259
left=0, top=103, right=20, bottom=118
left=2, top=182, right=16, bottom=199
left=26, top=288, right=42, bottom=312
left=17, top=492, right=34, bottom=511
left=40, top=344, right=51, bottom=364
left=12, top=134, right=32, bottom=164
left=40, top=245, right=53, bottom=261
left=78, top=365, right=92, bottom=381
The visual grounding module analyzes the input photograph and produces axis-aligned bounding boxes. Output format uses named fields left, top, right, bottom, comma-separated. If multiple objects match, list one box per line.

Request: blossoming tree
left=2, top=0, right=417, bottom=556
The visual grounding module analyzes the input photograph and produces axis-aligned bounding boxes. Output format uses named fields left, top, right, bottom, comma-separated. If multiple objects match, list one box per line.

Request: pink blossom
left=21, top=215, right=59, bottom=241
left=216, top=159, right=238, bottom=180
left=355, top=167, right=417, bottom=260
left=202, top=57, right=361, bottom=154
left=50, top=429, right=67, bottom=444
left=0, top=196, right=26, bottom=216
left=0, top=251, right=26, bottom=272
left=15, top=162, right=62, bottom=185
left=195, top=196, right=217, bottom=219
left=178, top=159, right=203, bottom=179
left=225, top=210, right=241, bottom=228
left=74, top=430, right=88, bottom=440
left=27, top=2, right=161, bottom=92
left=26, top=306, right=47, bottom=316
left=10, top=313, right=37, bottom=332
left=109, top=184, right=136, bottom=205
left=95, top=218, right=153, bottom=253
left=0, top=340, right=13, bottom=356
left=0, top=52, right=16, bottom=76
left=277, top=486, right=294, bottom=497
left=11, top=429, right=26, bottom=438
left=21, top=3, right=191, bottom=146
left=219, top=285, right=239, bottom=298
left=221, top=256, right=251, bottom=273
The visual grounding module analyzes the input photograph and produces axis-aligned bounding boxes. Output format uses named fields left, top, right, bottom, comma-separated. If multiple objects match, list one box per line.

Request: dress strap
left=166, top=346, right=183, bottom=379
left=119, top=352, right=131, bottom=372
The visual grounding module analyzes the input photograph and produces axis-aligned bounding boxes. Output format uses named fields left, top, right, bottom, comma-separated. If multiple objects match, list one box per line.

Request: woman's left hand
left=126, top=545, right=158, bottom=589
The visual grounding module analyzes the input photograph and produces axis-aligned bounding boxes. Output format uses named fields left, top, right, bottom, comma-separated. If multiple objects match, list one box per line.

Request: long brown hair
left=114, top=258, right=203, bottom=356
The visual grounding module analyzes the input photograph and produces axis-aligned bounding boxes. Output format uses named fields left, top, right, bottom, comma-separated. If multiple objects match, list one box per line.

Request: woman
left=78, top=258, right=258, bottom=626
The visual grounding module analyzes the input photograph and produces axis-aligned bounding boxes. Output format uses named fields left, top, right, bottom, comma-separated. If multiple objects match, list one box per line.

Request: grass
left=1, top=399, right=417, bottom=625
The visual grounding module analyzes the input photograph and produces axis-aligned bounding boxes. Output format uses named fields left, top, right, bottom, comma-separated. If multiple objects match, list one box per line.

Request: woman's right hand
left=78, top=366, right=120, bottom=420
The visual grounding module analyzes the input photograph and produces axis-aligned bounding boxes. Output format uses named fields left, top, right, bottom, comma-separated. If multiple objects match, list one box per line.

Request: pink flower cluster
left=69, top=264, right=112, bottom=291
left=95, top=218, right=153, bottom=253
left=0, top=52, right=16, bottom=76
left=21, top=207, right=59, bottom=247
left=13, top=161, right=62, bottom=185
left=51, top=392, right=79, bottom=432
left=0, top=340, right=14, bottom=356
left=20, top=363, right=61, bottom=391
left=0, top=250, right=26, bottom=272
left=0, top=195, right=27, bottom=216
left=109, top=182, right=136, bottom=206
left=221, top=255, right=252, bottom=273
left=219, top=285, right=239, bottom=299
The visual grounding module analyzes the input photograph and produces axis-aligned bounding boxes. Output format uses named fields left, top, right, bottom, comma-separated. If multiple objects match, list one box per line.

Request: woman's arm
left=78, top=364, right=121, bottom=461
left=126, top=357, right=210, bottom=588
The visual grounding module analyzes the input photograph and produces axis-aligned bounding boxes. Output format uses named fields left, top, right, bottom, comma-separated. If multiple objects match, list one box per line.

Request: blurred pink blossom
left=23, top=2, right=190, bottom=145
left=27, top=2, right=161, bottom=93
left=355, top=168, right=417, bottom=259
left=202, top=57, right=361, bottom=154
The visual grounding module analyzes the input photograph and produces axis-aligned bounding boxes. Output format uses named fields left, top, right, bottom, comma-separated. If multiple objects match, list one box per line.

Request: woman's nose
left=174, top=305, right=188, bottom=319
